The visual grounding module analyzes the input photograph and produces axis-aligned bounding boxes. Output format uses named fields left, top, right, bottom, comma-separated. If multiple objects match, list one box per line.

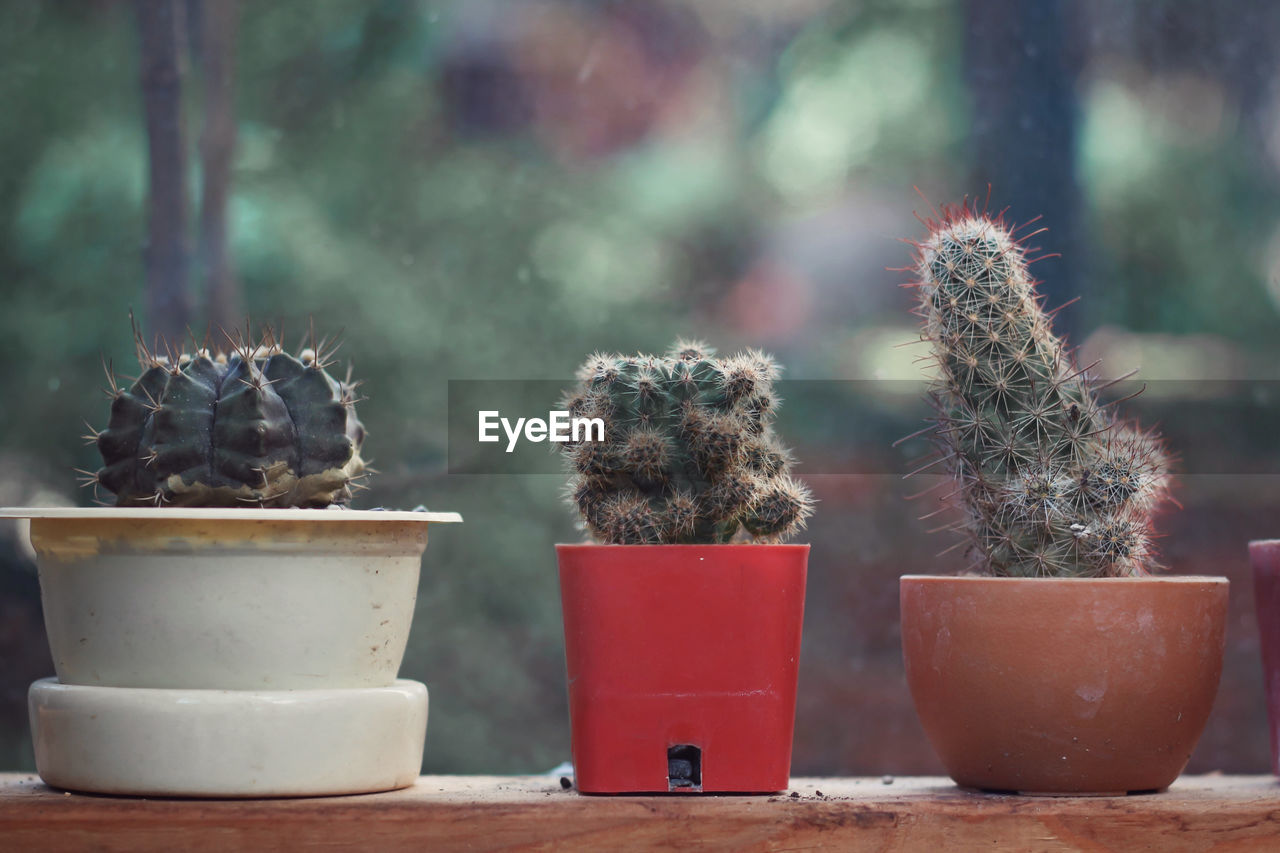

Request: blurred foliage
left=2, top=0, right=1280, bottom=774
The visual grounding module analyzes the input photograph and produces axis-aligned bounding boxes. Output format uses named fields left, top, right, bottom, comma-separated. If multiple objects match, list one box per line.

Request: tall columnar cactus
left=87, top=328, right=367, bottom=508
left=559, top=341, right=813, bottom=544
left=909, top=205, right=1170, bottom=577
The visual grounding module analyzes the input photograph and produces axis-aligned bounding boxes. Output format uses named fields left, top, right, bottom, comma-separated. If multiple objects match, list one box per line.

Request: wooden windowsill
left=2, top=774, right=1277, bottom=851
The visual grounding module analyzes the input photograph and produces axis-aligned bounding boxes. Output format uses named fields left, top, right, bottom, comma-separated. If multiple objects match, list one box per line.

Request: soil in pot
left=900, top=575, right=1228, bottom=795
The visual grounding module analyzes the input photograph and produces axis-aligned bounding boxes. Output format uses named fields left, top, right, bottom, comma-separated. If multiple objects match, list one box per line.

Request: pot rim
left=0, top=506, right=462, bottom=524
left=555, top=542, right=809, bottom=551
left=900, top=574, right=1227, bottom=584
left=1248, top=539, right=1280, bottom=548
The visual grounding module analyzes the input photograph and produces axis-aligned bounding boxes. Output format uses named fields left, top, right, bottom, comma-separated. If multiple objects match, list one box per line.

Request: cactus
left=559, top=341, right=813, bottom=544
left=908, top=204, right=1170, bottom=577
left=86, top=327, right=367, bottom=508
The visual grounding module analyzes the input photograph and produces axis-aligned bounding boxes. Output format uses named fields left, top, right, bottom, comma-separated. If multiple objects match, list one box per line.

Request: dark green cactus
left=88, top=329, right=366, bottom=508
left=559, top=341, right=813, bottom=544
left=909, top=205, right=1170, bottom=577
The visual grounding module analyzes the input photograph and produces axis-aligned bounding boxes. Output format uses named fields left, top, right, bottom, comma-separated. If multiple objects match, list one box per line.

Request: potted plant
left=555, top=341, right=814, bottom=793
left=1, top=327, right=461, bottom=797
left=1248, top=541, right=1280, bottom=775
left=897, top=204, right=1228, bottom=795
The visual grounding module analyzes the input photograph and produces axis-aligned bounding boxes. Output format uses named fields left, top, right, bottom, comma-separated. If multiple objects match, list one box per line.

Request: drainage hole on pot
left=667, top=744, right=701, bottom=791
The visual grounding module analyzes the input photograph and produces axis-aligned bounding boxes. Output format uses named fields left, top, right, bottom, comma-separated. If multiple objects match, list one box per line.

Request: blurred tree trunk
left=964, top=0, right=1083, bottom=341
left=137, top=0, right=191, bottom=346
left=193, top=0, right=242, bottom=349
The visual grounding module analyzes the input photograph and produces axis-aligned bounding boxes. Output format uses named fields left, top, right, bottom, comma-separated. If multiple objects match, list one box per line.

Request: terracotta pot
left=901, top=575, right=1228, bottom=794
left=1249, top=540, right=1280, bottom=774
left=557, top=543, right=808, bottom=794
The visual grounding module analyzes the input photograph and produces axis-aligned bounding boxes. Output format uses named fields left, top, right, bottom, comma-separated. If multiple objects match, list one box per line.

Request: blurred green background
left=3, top=0, right=1280, bottom=775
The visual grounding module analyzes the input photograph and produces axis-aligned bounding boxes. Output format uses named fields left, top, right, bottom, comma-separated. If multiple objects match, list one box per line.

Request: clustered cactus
left=87, top=327, right=367, bottom=508
left=909, top=205, right=1170, bottom=577
left=559, top=341, right=813, bottom=544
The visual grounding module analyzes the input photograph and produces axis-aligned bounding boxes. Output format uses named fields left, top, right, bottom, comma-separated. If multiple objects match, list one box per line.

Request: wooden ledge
left=2, top=774, right=1278, bottom=851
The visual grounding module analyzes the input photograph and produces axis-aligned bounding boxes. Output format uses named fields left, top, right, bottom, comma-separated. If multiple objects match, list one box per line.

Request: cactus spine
left=560, top=341, right=813, bottom=544
left=89, top=328, right=367, bottom=508
left=910, top=205, right=1170, bottom=577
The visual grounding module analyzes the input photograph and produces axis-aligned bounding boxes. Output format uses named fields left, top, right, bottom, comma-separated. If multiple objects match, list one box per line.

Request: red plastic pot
left=1249, top=540, right=1280, bottom=774
left=556, top=543, right=808, bottom=794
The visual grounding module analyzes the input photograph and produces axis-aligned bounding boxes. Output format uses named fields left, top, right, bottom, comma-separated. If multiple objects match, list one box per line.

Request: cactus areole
left=92, top=331, right=366, bottom=508
left=558, top=341, right=814, bottom=545
left=909, top=204, right=1171, bottom=577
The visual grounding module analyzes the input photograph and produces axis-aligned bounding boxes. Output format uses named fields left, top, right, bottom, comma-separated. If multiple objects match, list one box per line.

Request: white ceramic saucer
left=29, top=678, right=428, bottom=797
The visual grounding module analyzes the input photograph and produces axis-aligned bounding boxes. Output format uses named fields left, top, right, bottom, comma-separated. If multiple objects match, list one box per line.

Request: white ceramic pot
left=3, top=506, right=461, bottom=797
left=2, top=507, right=462, bottom=689
left=29, top=678, right=429, bottom=797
